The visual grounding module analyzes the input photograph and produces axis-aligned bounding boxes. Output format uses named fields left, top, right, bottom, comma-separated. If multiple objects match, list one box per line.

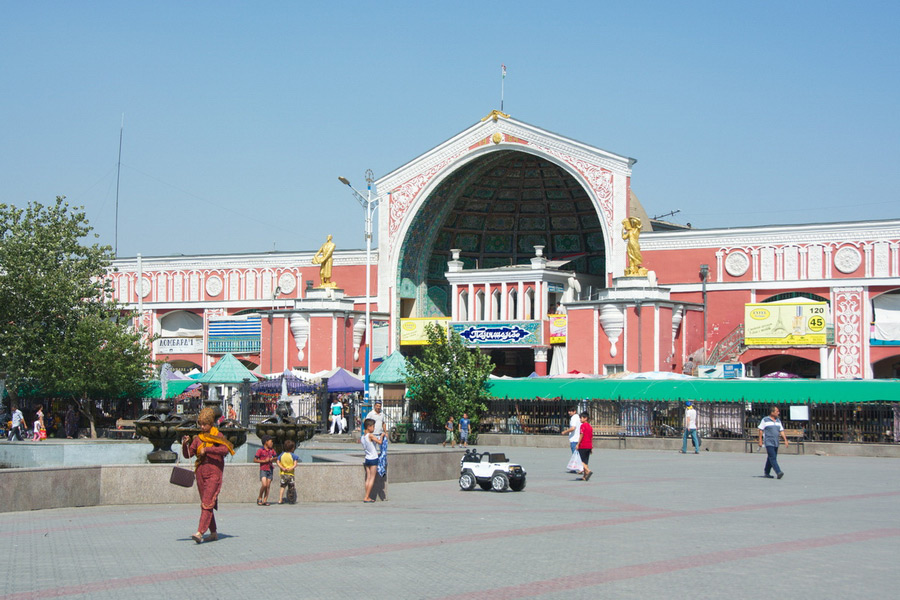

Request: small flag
left=501, top=64, right=507, bottom=79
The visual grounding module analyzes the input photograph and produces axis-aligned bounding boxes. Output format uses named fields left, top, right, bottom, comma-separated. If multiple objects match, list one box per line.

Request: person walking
left=458, top=413, right=471, bottom=447
left=577, top=411, right=593, bottom=481
left=561, top=407, right=581, bottom=473
left=681, top=400, right=700, bottom=454
left=442, top=416, right=455, bottom=448
left=329, top=398, right=344, bottom=434
left=758, top=406, right=789, bottom=479
left=181, top=407, right=235, bottom=543
left=32, top=404, right=45, bottom=441
left=8, top=405, right=26, bottom=441
left=364, top=401, right=386, bottom=436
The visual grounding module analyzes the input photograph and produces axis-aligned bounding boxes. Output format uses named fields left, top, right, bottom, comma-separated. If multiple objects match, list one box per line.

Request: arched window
left=491, top=290, right=501, bottom=321
left=459, top=290, right=469, bottom=321
left=509, top=289, right=518, bottom=320
left=475, top=290, right=485, bottom=321
left=524, top=287, right=535, bottom=320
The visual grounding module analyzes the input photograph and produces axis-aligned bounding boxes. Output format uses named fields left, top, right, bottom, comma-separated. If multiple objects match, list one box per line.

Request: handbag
left=566, top=449, right=583, bottom=472
left=170, top=465, right=195, bottom=487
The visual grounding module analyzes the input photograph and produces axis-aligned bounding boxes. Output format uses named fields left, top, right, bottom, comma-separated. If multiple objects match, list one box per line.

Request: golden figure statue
left=622, top=217, right=649, bottom=277
left=311, top=234, right=337, bottom=288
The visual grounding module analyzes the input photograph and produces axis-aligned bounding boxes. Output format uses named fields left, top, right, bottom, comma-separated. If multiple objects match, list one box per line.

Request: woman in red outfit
left=182, top=407, right=234, bottom=544
left=577, top=411, right=593, bottom=481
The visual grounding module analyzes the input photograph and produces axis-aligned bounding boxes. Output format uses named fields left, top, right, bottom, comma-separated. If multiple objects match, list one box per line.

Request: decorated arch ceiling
left=399, top=150, right=606, bottom=293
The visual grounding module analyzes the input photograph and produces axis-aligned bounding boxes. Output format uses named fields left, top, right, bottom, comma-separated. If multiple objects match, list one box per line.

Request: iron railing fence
left=477, top=399, right=900, bottom=443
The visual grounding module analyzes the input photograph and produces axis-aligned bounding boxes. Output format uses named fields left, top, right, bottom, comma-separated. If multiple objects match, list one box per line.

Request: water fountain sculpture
left=255, top=398, right=316, bottom=454
left=134, top=397, right=184, bottom=463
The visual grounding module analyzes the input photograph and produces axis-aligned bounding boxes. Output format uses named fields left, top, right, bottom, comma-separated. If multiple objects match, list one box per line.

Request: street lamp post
left=338, top=171, right=380, bottom=404
left=699, top=264, right=709, bottom=362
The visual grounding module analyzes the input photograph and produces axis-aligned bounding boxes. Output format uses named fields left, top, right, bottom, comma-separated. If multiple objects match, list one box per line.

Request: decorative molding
left=352, top=315, right=365, bottom=361
left=598, top=304, right=625, bottom=358
left=834, top=246, right=862, bottom=274
left=834, top=287, right=864, bottom=379
left=289, top=314, right=309, bottom=361
left=724, top=250, right=749, bottom=277
left=205, top=275, right=223, bottom=297
left=278, top=272, right=297, bottom=294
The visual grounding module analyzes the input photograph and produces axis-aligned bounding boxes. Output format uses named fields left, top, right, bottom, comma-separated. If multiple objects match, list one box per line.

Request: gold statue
left=311, top=234, right=337, bottom=288
left=622, top=217, right=649, bottom=277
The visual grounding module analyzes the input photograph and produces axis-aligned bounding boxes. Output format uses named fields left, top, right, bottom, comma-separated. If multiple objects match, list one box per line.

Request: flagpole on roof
left=500, top=64, right=506, bottom=111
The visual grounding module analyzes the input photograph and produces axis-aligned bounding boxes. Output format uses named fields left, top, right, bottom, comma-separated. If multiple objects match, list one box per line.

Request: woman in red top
left=182, top=407, right=234, bottom=543
left=577, top=411, right=593, bottom=481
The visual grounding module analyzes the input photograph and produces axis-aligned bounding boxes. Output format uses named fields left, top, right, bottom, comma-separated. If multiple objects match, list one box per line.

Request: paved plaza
left=2, top=446, right=898, bottom=599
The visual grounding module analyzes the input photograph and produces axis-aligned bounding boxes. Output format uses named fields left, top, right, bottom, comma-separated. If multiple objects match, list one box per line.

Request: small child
left=442, top=415, right=455, bottom=448
left=254, top=436, right=277, bottom=505
left=361, top=418, right=386, bottom=503
left=277, top=439, right=301, bottom=504
left=577, top=411, right=594, bottom=481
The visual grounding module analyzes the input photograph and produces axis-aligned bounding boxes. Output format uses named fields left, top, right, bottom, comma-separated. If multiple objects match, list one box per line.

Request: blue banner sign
left=451, top=321, right=542, bottom=346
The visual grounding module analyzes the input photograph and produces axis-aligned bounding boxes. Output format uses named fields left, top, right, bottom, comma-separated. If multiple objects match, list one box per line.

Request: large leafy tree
left=404, top=323, right=494, bottom=434
left=0, top=198, right=153, bottom=436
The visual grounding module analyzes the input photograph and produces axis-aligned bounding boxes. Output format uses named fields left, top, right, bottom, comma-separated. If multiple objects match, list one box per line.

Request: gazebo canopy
left=326, top=368, right=364, bottom=393
left=143, top=379, right=197, bottom=399
left=369, top=351, right=409, bottom=385
left=251, top=370, right=320, bottom=394
left=197, top=354, right=259, bottom=385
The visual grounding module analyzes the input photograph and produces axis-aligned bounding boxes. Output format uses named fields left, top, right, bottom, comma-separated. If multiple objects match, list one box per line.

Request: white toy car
left=458, top=448, right=526, bottom=492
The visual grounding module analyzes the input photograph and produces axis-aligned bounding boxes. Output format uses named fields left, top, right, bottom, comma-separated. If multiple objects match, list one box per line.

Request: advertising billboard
left=744, top=302, right=828, bottom=346
left=399, top=318, right=451, bottom=345
left=451, top=321, right=542, bottom=347
left=548, top=314, right=567, bottom=344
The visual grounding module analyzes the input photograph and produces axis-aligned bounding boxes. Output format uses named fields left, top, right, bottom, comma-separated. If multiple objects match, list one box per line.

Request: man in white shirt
left=364, top=401, right=386, bottom=436
left=681, top=400, right=700, bottom=454
left=561, top=407, right=580, bottom=452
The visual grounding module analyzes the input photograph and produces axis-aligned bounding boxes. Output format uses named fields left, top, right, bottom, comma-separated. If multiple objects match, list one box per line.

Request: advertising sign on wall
left=744, top=302, right=829, bottom=346
left=548, top=314, right=567, bottom=344
left=157, top=337, right=203, bottom=354
left=399, top=318, right=451, bottom=345
left=371, top=320, right=390, bottom=360
left=451, top=321, right=542, bottom=347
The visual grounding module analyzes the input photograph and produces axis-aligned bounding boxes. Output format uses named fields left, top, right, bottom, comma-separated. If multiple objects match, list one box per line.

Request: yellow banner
left=744, top=303, right=828, bottom=346
left=548, top=314, right=567, bottom=344
left=399, top=318, right=451, bottom=345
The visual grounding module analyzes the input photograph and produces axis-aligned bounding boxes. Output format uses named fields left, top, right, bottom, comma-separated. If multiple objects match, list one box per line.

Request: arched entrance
left=749, top=354, right=821, bottom=378
left=397, top=150, right=607, bottom=318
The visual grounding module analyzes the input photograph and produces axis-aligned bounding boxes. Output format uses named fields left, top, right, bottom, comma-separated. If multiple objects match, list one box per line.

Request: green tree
left=404, top=323, right=494, bottom=436
left=0, top=197, right=153, bottom=436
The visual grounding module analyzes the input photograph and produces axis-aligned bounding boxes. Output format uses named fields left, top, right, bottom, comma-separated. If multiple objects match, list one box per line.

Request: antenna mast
left=115, top=114, right=124, bottom=257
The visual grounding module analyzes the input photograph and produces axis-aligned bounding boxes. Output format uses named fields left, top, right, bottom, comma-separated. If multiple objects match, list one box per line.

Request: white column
left=331, top=316, right=337, bottom=369
left=653, top=305, right=660, bottom=371
left=533, top=281, right=542, bottom=321
left=500, top=282, right=508, bottom=320
left=517, top=282, right=524, bottom=320
left=467, top=283, right=475, bottom=321
left=451, top=284, right=459, bottom=321
left=484, top=283, right=491, bottom=320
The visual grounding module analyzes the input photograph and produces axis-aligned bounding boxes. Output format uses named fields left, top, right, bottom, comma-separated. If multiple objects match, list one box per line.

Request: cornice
left=641, top=220, right=900, bottom=250
left=110, top=249, right=378, bottom=273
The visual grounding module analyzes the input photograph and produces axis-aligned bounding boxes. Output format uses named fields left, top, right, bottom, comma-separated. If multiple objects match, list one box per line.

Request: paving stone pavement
left=1, top=446, right=898, bottom=599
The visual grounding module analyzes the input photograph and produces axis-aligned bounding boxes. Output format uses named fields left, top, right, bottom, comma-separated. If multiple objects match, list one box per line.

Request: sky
left=2, top=1, right=898, bottom=258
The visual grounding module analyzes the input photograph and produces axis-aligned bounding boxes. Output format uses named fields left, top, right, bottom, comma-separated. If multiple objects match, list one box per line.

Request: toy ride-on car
left=458, top=448, right=526, bottom=492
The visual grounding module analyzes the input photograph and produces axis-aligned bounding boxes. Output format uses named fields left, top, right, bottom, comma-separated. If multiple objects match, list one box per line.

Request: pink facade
left=109, top=114, right=900, bottom=381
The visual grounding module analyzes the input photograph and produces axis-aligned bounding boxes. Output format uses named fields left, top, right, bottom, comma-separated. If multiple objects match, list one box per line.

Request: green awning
left=143, top=379, right=196, bottom=399
left=486, top=378, right=900, bottom=404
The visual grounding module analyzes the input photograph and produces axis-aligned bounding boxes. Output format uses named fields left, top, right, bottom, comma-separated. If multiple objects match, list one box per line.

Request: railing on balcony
left=707, top=323, right=745, bottom=365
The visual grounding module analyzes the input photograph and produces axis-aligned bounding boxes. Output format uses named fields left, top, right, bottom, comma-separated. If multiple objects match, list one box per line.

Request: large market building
left=110, top=111, right=900, bottom=383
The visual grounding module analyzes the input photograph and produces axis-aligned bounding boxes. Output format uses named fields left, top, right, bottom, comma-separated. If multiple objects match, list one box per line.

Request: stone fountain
left=134, top=398, right=184, bottom=463
left=255, top=398, right=316, bottom=453
left=174, top=397, right=249, bottom=452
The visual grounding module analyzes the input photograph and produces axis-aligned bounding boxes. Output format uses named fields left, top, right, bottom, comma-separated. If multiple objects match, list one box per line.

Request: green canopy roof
left=197, top=354, right=258, bottom=385
left=369, top=351, right=409, bottom=385
left=486, top=378, right=900, bottom=404
left=143, top=379, right=196, bottom=399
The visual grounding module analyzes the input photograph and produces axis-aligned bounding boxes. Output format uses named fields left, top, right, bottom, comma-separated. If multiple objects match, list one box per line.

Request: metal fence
left=476, top=399, right=900, bottom=443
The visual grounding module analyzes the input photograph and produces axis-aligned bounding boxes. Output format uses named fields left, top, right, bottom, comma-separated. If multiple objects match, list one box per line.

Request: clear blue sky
left=2, top=1, right=898, bottom=258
